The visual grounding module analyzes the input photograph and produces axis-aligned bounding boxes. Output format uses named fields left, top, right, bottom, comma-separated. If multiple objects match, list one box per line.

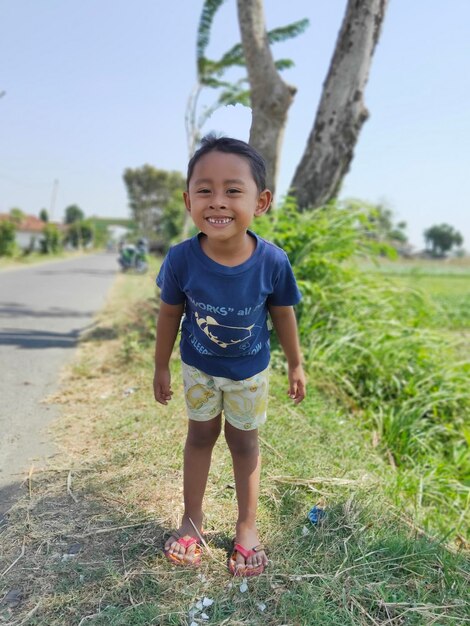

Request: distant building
left=107, top=225, right=130, bottom=243
left=0, top=214, right=64, bottom=251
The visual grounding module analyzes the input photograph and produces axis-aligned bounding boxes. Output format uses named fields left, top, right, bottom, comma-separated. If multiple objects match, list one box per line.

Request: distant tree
left=40, top=223, right=61, bottom=254
left=161, top=189, right=187, bottom=247
left=65, top=219, right=94, bottom=249
left=424, top=224, right=463, bottom=257
left=64, top=204, right=85, bottom=224
left=0, top=220, right=17, bottom=256
left=122, top=166, right=186, bottom=237
left=88, top=218, right=111, bottom=248
left=368, top=204, right=407, bottom=244
left=39, top=208, right=49, bottom=222
left=9, top=207, right=24, bottom=225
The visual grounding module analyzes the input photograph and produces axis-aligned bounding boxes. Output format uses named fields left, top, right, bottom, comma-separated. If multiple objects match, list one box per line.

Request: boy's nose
left=209, top=194, right=227, bottom=209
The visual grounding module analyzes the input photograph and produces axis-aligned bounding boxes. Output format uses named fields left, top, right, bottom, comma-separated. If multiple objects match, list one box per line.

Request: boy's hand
left=153, top=367, right=173, bottom=405
left=287, top=364, right=306, bottom=404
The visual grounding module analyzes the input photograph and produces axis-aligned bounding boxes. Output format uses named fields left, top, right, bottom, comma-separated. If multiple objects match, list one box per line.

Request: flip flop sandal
left=164, top=532, right=202, bottom=567
left=228, top=542, right=266, bottom=577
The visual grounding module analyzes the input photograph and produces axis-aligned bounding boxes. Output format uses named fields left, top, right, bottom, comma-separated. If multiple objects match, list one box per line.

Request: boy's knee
left=225, top=426, right=259, bottom=457
left=186, top=417, right=221, bottom=449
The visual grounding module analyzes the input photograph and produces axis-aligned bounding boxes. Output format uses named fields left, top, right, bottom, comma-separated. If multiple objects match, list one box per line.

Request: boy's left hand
left=287, top=364, right=306, bottom=404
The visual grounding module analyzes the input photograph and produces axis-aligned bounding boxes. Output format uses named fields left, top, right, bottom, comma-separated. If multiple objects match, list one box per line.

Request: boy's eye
left=197, top=188, right=211, bottom=194
left=227, top=188, right=241, bottom=194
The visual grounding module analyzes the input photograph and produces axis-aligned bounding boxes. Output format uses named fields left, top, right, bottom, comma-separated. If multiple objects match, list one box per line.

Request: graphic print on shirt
left=195, top=311, right=255, bottom=349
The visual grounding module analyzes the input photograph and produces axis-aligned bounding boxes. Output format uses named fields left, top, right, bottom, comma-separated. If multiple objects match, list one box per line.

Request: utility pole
left=49, top=179, right=59, bottom=221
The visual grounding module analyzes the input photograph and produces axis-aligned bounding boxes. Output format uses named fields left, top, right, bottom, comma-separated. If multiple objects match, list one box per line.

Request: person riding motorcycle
left=118, top=238, right=148, bottom=272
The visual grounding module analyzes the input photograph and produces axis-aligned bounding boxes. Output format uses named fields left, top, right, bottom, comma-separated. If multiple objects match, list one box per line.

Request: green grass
left=252, top=205, right=469, bottom=543
left=361, top=260, right=470, bottom=330
left=1, top=259, right=468, bottom=625
left=359, top=258, right=470, bottom=274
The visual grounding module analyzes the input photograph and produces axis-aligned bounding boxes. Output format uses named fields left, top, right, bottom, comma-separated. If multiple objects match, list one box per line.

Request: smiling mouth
left=206, top=217, right=233, bottom=225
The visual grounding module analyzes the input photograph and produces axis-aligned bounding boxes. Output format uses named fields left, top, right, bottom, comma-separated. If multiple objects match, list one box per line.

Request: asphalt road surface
left=0, top=253, right=118, bottom=518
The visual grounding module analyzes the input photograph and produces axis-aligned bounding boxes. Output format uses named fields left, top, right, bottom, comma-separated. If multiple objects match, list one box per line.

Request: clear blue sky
left=2, top=1, right=469, bottom=249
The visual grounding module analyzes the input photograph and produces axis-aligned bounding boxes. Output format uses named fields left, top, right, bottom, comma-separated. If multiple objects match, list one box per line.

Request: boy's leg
left=165, top=415, right=221, bottom=562
left=224, top=421, right=268, bottom=571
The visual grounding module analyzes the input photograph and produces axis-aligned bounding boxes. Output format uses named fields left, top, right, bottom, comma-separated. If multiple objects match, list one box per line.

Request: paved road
left=0, top=253, right=118, bottom=517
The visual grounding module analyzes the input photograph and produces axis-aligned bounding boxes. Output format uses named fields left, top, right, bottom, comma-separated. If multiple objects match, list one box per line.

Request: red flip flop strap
left=233, top=543, right=255, bottom=559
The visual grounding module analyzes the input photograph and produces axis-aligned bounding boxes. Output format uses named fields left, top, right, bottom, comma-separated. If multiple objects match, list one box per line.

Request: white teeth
left=207, top=217, right=232, bottom=224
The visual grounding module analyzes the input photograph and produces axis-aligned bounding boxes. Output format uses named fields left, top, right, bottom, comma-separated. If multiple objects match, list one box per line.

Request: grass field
left=360, top=258, right=470, bottom=336
left=1, top=258, right=468, bottom=625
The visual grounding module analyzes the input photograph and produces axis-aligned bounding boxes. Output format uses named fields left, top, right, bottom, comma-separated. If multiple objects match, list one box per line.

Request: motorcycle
left=118, top=240, right=148, bottom=273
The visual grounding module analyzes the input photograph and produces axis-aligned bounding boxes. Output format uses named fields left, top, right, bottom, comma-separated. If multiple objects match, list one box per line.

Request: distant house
left=0, top=214, right=45, bottom=251
left=0, top=213, right=65, bottom=251
left=18, top=215, right=47, bottom=250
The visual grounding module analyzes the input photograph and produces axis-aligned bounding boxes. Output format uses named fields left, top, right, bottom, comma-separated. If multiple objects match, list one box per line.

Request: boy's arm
left=268, top=304, right=306, bottom=404
left=154, top=301, right=185, bottom=405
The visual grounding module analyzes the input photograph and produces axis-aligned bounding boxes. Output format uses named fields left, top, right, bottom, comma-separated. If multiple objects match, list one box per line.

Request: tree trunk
left=236, top=0, right=296, bottom=197
left=290, top=0, right=388, bottom=209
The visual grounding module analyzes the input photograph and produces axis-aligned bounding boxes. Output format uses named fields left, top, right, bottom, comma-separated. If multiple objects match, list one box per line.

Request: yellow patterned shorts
left=182, top=363, right=269, bottom=431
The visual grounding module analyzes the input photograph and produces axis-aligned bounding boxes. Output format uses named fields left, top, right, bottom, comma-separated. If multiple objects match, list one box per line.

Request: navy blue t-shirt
left=156, top=231, right=301, bottom=380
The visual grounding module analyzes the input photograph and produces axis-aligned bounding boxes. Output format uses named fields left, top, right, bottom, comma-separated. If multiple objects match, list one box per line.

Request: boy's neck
left=199, top=231, right=255, bottom=267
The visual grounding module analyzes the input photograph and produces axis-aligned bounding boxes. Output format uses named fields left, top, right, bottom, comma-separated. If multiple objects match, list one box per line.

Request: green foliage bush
left=119, top=298, right=157, bottom=364
left=40, top=223, right=61, bottom=254
left=0, top=220, right=17, bottom=256
left=254, top=199, right=469, bottom=533
left=65, top=219, right=95, bottom=248
left=160, top=189, right=186, bottom=250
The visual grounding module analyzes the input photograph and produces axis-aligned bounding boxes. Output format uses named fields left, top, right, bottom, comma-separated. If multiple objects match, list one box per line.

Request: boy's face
left=184, top=151, right=271, bottom=242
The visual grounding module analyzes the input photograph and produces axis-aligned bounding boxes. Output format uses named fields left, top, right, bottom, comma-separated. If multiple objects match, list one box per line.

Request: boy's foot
left=231, top=523, right=268, bottom=575
left=164, top=513, right=203, bottom=565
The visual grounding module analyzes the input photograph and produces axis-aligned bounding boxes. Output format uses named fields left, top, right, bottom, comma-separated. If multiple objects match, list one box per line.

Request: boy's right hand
left=287, top=364, right=306, bottom=404
left=153, top=367, right=173, bottom=405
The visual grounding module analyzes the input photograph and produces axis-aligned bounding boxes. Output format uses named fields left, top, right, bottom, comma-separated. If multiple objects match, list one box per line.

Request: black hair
left=186, top=134, right=267, bottom=192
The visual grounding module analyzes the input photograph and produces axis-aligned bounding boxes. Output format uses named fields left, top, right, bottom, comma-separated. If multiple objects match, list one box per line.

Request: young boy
left=154, top=135, right=306, bottom=576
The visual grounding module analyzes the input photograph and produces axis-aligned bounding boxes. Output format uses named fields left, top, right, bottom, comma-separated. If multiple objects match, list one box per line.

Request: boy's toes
left=184, top=544, right=197, bottom=563
left=230, top=544, right=267, bottom=575
left=247, top=551, right=266, bottom=569
left=168, top=543, right=180, bottom=558
left=164, top=535, right=180, bottom=554
left=165, top=532, right=202, bottom=567
left=235, top=553, right=246, bottom=571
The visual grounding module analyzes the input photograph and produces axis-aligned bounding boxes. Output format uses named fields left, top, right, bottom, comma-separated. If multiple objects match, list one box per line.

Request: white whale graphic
left=195, top=312, right=254, bottom=349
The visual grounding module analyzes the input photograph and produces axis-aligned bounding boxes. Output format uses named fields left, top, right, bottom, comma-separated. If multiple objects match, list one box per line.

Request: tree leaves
left=188, top=1, right=310, bottom=153
left=423, top=224, right=464, bottom=257
left=197, top=14, right=309, bottom=82
left=197, top=0, right=227, bottom=76
left=122, top=166, right=186, bottom=238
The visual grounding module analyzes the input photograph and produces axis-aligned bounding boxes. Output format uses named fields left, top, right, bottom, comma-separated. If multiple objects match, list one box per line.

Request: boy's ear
left=254, top=189, right=272, bottom=216
left=183, top=191, right=191, bottom=213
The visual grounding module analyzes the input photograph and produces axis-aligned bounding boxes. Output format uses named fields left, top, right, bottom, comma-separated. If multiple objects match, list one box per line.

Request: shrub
left=0, top=220, right=17, bottom=256
left=254, top=199, right=469, bottom=533
left=65, top=219, right=95, bottom=248
left=40, top=223, right=61, bottom=254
